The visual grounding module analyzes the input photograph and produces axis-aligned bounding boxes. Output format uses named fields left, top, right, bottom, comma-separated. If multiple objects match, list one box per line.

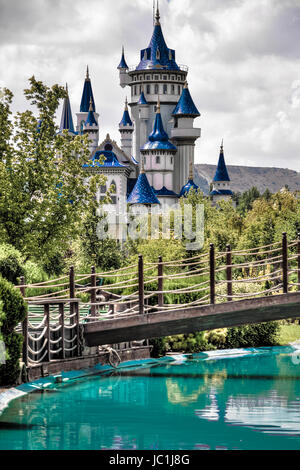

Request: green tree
left=0, top=78, right=105, bottom=265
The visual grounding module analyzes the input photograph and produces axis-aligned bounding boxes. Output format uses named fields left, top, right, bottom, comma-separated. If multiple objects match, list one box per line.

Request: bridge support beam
left=282, top=232, right=288, bottom=294
left=210, top=244, right=215, bottom=304
left=138, top=255, right=144, bottom=315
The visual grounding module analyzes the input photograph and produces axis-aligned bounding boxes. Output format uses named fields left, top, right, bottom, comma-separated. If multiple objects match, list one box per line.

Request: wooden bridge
left=16, top=232, right=300, bottom=366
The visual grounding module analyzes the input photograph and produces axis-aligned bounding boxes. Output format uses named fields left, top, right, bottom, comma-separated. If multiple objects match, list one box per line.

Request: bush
left=0, top=276, right=27, bottom=385
left=225, top=321, right=280, bottom=349
left=0, top=244, right=25, bottom=284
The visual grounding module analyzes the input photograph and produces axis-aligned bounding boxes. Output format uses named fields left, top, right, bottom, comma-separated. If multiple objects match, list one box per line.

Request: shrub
left=0, top=244, right=25, bottom=284
left=225, top=321, right=280, bottom=349
left=0, top=276, right=27, bottom=385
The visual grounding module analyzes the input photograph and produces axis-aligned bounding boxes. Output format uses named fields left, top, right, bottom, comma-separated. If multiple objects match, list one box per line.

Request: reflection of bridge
left=17, top=233, right=300, bottom=366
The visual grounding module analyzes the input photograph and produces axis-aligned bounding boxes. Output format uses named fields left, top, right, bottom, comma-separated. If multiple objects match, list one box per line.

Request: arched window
left=156, top=48, right=160, bottom=60
left=154, top=84, right=159, bottom=95
left=163, top=84, right=168, bottom=94
left=156, top=156, right=161, bottom=164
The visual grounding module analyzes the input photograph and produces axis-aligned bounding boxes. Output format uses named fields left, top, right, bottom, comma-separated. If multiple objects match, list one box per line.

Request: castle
left=58, top=3, right=233, bottom=216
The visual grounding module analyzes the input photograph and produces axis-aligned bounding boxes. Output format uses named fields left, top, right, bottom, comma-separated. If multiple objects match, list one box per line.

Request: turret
left=118, top=46, right=131, bottom=88
left=76, top=66, right=99, bottom=143
left=119, top=98, right=134, bottom=157
left=210, top=141, right=233, bottom=204
left=171, top=81, right=201, bottom=193
left=83, top=98, right=99, bottom=152
left=140, top=98, right=177, bottom=199
left=58, top=84, right=76, bottom=136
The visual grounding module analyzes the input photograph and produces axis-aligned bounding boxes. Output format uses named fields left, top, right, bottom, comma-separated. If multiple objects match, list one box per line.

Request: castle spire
left=118, top=45, right=129, bottom=70
left=80, top=67, right=95, bottom=112
left=155, top=0, right=160, bottom=25
left=59, top=84, right=75, bottom=135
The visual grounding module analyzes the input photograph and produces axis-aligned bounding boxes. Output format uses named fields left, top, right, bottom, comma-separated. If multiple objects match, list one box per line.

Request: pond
left=0, top=345, right=300, bottom=450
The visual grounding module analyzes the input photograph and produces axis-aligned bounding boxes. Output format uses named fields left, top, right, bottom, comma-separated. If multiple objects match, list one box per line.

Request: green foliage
left=225, top=322, right=280, bottom=349
left=0, top=80, right=105, bottom=265
left=0, top=276, right=27, bottom=385
left=0, top=244, right=25, bottom=283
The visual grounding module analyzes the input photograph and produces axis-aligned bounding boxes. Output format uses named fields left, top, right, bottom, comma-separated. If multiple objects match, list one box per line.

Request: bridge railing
left=16, top=232, right=300, bottom=365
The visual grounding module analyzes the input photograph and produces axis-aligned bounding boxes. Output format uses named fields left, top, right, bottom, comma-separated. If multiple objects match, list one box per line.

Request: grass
left=277, top=323, right=300, bottom=345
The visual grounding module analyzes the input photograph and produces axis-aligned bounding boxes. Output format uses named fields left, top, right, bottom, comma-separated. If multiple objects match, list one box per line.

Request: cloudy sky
left=0, top=0, right=300, bottom=170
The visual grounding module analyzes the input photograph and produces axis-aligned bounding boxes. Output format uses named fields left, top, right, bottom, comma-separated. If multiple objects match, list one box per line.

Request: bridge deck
left=83, top=292, right=300, bottom=346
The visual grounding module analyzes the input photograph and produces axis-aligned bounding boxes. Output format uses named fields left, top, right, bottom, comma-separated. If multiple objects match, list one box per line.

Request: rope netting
left=17, top=235, right=300, bottom=362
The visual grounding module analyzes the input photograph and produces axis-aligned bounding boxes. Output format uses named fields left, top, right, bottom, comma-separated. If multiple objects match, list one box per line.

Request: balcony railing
left=128, top=64, right=189, bottom=73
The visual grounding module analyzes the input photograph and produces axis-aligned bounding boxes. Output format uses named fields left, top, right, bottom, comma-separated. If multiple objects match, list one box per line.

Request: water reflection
left=0, top=347, right=299, bottom=450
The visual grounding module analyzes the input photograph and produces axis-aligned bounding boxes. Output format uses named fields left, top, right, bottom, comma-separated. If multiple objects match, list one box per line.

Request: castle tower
left=59, top=84, right=76, bottom=136
left=119, top=98, right=134, bottom=157
left=83, top=98, right=99, bottom=153
left=171, top=81, right=201, bottom=193
left=117, top=4, right=197, bottom=163
left=140, top=97, right=177, bottom=205
left=210, top=141, right=233, bottom=203
left=76, top=66, right=99, bottom=144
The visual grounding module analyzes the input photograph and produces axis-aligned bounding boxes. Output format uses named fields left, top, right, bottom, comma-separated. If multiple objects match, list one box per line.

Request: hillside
left=194, top=164, right=300, bottom=195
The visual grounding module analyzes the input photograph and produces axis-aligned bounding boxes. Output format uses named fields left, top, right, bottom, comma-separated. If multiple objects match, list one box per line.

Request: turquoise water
left=0, top=346, right=300, bottom=450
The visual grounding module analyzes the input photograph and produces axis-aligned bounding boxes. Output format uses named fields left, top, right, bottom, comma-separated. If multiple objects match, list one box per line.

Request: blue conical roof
left=136, top=10, right=179, bottom=71
left=85, top=105, right=98, bottom=127
left=59, top=87, right=76, bottom=134
left=127, top=171, right=160, bottom=205
left=142, top=102, right=176, bottom=151
left=118, top=46, right=129, bottom=69
left=119, top=100, right=133, bottom=127
left=138, top=91, right=148, bottom=105
left=172, top=84, right=200, bottom=117
left=179, top=179, right=199, bottom=198
left=80, top=68, right=96, bottom=113
left=213, top=144, right=230, bottom=182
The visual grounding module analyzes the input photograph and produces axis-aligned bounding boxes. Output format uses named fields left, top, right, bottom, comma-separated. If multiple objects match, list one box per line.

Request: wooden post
left=138, top=255, right=144, bottom=315
left=20, top=276, right=28, bottom=366
left=69, top=266, right=75, bottom=325
left=59, top=303, right=65, bottom=360
left=282, top=232, right=288, bottom=294
left=75, top=302, right=80, bottom=357
left=45, top=304, right=51, bottom=362
left=158, top=256, right=164, bottom=308
left=226, top=244, right=232, bottom=302
left=298, top=233, right=300, bottom=291
left=90, top=266, right=96, bottom=318
left=209, top=244, right=215, bottom=305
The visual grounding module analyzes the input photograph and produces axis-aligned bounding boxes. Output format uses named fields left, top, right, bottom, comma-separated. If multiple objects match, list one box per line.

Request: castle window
left=171, top=84, right=175, bottom=94
left=154, top=75, right=159, bottom=80
left=134, top=86, right=137, bottom=95
left=171, top=75, right=175, bottom=80
left=156, top=156, right=161, bottom=164
left=170, top=157, right=173, bottom=165
left=178, top=85, right=181, bottom=94
left=156, top=48, right=160, bottom=60
left=154, top=84, right=159, bottom=94
left=163, top=84, right=167, bottom=94
left=163, top=75, right=167, bottom=80
left=146, top=84, right=151, bottom=94
left=100, top=185, right=107, bottom=194
left=146, top=75, right=150, bottom=80
left=110, top=180, right=117, bottom=204
left=177, top=76, right=181, bottom=80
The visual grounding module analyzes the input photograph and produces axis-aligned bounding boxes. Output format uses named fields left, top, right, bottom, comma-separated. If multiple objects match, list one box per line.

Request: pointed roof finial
left=221, top=138, right=224, bottom=151
left=156, top=96, right=161, bottom=113
left=155, top=0, right=160, bottom=25
left=86, top=65, right=90, bottom=80
left=189, top=160, right=194, bottom=181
